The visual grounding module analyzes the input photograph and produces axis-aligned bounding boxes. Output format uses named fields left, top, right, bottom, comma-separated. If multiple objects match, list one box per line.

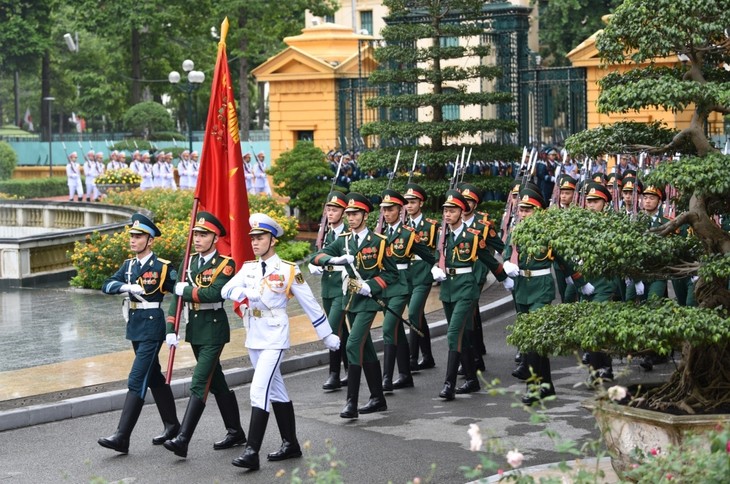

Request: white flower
left=467, top=423, right=482, bottom=451
left=506, top=449, right=524, bottom=468
left=607, top=385, right=628, bottom=401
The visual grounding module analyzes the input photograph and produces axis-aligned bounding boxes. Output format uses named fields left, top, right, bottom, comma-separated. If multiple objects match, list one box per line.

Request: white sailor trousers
left=248, top=348, right=290, bottom=411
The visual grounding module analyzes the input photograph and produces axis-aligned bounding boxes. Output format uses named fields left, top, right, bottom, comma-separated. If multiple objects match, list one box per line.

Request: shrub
left=275, top=241, right=312, bottom=263
left=248, top=193, right=299, bottom=243
left=148, top=131, right=186, bottom=141
left=0, top=141, right=18, bottom=180
left=104, top=188, right=194, bottom=224
left=122, top=102, right=174, bottom=137
left=0, top=176, right=69, bottom=198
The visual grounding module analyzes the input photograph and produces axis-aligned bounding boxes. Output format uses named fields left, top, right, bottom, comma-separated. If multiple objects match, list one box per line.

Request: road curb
left=0, top=295, right=514, bottom=432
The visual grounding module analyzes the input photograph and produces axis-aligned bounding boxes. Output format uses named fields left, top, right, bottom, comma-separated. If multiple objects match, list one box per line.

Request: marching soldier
left=129, top=150, right=142, bottom=174
left=459, top=183, right=504, bottom=378
left=254, top=151, right=271, bottom=195
left=83, top=150, right=100, bottom=202
left=503, top=187, right=590, bottom=405
left=98, top=214, right=179, bottom=453
left=403, top=183, right=438, bottom=371
left=177, top=150, right=192, bottom=190
left=310, top=193, right=399, bottom=419
left=65, top=151, right=84, bottom=202
left=140, top=152, right=155, bottom=190
left=95, top=151, right=106, bottom=182
left=553, top=175, right=579, bottom=303
left=221, top=214, right=340, bottom=470
left=118, top=150, right=128, bottom=169
left=430, top=190, right=508, bottom=400
left=243, top=153, right=255, bottom=194
left=308, top=191, right=351, bottom=390
left=378, top=189, right=435, bottom=392
left=162, top=212, right=246, bottom=458
left=189, top=151, right=200, bottom=189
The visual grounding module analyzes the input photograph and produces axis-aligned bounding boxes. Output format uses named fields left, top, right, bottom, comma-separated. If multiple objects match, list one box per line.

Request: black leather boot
left=232, top=407, right=270, bottom=470
left=408, top=330, right=420, bottom=372
left=439, top=350, right=460, bottom=400
left=322, top=349, right=343, bottom=390
left=521, top=355, right=556, bottom=405
left=151, top=385, right=180, bottom=445
left=359, top=360, right=387, bottom=414
left=417, top=323, right=436, bottom=370
left=340, top=364, right=361, bottom=419
left=163, top=394, right=205, bottom=458
left=381, top=344, right=396, bottom=392
left=340, top=353, right=349, bottom=386
left=266, top=401, right=302, bottom=461
left=98, top=390, right=145, bottom=454
left=392, top=340, right=414, bottom=389
left=213, top=390, right=247, bottom=450
left=456, top=347, right=480, bottom=394
left=512, top=351, right=538, bottom=381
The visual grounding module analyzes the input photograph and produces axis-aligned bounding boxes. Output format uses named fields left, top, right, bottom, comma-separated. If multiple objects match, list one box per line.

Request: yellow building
left=567, top=30, right=725, bottom=136
left=252, top=23, right=376, bottom=162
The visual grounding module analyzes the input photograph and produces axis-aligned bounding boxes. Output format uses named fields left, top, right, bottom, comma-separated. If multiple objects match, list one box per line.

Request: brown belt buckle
left=252, top=308, right=263, bottom=318
left=523, top=270, right=531, bottom=277
left=325, top=265, right=334, bottom=272
left=447, top=268, right=456, bottom=276
left=192, top=303, right=200, bottom=310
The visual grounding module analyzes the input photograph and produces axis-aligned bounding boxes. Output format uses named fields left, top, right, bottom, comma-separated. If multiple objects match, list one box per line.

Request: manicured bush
left=0, top=141, right=18, bottom=180
left=122, top=102, right=174, bottom=137
left=275, top=241, right=312, bottom=263
left=95, top=168, right=142, bottom=185
left=0, top=176, right=69, bottom=198
left=104, top=188, right=194, bottom=224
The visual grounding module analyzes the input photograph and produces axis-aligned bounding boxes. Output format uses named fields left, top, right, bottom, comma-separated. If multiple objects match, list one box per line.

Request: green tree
left=535, top=0, right=622, bottom=67
left=268, top=141, right=333, bottom=223
left=508, top=0, right=730, bottom=414
left=358, top=0, right=518, bottom=187
left=0, top=141, right=18, bottom=180
left=122, top=102, right=174, bottom=137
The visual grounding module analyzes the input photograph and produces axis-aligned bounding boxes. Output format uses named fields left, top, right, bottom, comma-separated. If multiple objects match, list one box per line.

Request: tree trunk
left=238, top=13, right=250, bottom=142
left=257, top=81, right=266, bottom=130
left=130, top=27, right=142, bottom=105
left=41, top=50, right=51, bottom=142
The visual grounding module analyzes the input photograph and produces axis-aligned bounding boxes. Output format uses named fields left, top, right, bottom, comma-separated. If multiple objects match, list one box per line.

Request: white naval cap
left=249, top=213, right=283, bottom=237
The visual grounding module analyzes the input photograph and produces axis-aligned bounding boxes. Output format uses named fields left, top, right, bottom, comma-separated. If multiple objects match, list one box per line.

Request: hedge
left=0, top=176, right=70, bottom=198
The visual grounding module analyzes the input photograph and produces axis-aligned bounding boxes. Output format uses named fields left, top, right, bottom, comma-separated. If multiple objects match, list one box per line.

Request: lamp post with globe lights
left=168, top=60, right=205, bottom=152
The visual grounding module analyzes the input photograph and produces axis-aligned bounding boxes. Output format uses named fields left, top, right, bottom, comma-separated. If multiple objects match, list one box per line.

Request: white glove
left=226, top=286, right=246, bottom=302
left=502, top=261, right=520, bottom=278
left=323, top=333, right=340, bottom=351
left=243, top=287, right=261, bottom=302
left=165, top=333, right=179, bottom=349
left=357, top=282, right=371, bottom=296
left=328, top=255, right=355, bottom=265
left=174, top=282, right=189, bottom=296
left=634, top=281, right=645, bottom=296
left=121, top=283, right=144, bottom=295
left=565, top=276, right=574, bottom=286
left=502, top=277, right=514, bottom=291
left=431, top=266, right=447, bottom=282
left=308, top=263, right=323, bottom=275
left=580, top=283, right=595, bottom=296
left=690, top=276, right=699, bottom=284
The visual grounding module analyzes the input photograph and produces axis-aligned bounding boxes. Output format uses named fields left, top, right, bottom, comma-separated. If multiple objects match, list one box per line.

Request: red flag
left=195, top=17, right=254, bottom=287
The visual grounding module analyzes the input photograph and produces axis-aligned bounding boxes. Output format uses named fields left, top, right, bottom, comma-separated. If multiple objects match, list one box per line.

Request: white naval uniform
left=140, top=163, right=155, bottom=190
left=83, top=159, right=99, bottom=200
left=66, top=162, right=84, bottom=199
left=221, top=254, right=331, bottom=410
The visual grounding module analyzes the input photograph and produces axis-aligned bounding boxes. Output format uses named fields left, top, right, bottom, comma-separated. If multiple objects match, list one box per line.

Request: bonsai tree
left=507, top=0, right=730, bottom=414
left=122, top=101, right=174, bottom=138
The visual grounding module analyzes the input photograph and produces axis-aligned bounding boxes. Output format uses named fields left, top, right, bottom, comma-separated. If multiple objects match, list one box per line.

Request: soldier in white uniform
left=83, top=150, right=100, bottom=202
left=139, top=152, right=155, bottom=190
left=65, top=152, right=84, bottom=201
left=243, top=153, right=254, bottom=194
left=253, top=151, right=271, bottom=195
left=130, top=151, right=142, bottom=174
left=189, top=151, right=200, bottom=189
left=221, top=213, right=340, bottom=471
left=177, top=150, right=192, bottom=189
left=95, top=152, right=106, bottom=181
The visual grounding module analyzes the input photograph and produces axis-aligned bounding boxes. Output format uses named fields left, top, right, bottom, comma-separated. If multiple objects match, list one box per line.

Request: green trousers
left=344, top=310, right=378, bottom=365
left=443, top=299, right=474, bottom=352
left=190, top=344, right=229, bottom=401
left=382, top=293, right=408, bottom=345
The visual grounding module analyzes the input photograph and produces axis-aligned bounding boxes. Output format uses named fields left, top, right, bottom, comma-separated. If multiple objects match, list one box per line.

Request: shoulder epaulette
left=426, top=218, right=439, bottom=225
left=219, top=255, right=233, bottom=260
left=281, top=260, right=296, bottom=266
left=466, top=227, right=481, bottom=236
left=403, top=225, right=415, bottom=232
left=339, top=232, right=351, bottom=237
left=157, top=257, right=171, bottom=264
left=372, top=232, right=388, bottom=239
left=243, top=259, right=258, bottom=264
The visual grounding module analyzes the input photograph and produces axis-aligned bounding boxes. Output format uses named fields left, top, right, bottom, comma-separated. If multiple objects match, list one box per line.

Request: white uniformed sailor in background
left=221, top=213, right=340, bottom=471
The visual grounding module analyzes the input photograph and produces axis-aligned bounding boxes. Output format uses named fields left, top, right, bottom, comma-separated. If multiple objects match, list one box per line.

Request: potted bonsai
left=506, top=0, right=730, bottom=476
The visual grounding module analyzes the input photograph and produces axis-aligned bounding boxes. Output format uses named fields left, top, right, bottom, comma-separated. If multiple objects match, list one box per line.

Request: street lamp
left=43, top=96, right=55, bottom=177
left=168, top=60, right=205, bottom=152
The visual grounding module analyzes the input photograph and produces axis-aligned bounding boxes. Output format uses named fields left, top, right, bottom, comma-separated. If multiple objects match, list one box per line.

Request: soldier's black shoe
left=511, top=364, right=530, bottom=381
left=514, top=352, right=522, bottom=363
left=232, top=407, right=269, bottom=470
left=474, top=356, right=486, bottom=373
left=457, top=364, right=465, bottom=376
left=322, top=372, right=342, bottom=390
left=639, top=357, right=653, bottom=371
left=382, top=376, right=394, bottom=392
left=267, top=401, right=302, bottom=461
left=267, top=440, right=302, bottom=461
left=392, top=375, right=414, bottom=389
left=439, top=381, right=455, bottom=400
left=232, top=445, right=260, bottom=470
left=410, top=359, right=420, bottom=372
left=163, top=395, right=205, bottom=458
left=359, top=397, right=387, bottom=414
left=340, top=400, right=358, bottom=419
left=417, top=356, right=436, bottom=370
left=581, top=352, right=590, bottom=365
left=151, top=385, right=180, bottom=445
left=521, top=387, right=556, bottom=406
left=213, top=391, right=246, bottom=450
left=340, top=365, right=361, bottom=419
left=455, top=379, right=480, bottom=394
left=98, top=391, right=144, bottom=454
left=596, top=367, right=614, bottom=381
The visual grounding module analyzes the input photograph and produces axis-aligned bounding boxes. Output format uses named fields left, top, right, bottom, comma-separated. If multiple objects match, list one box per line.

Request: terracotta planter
left=583, top=399, right=730, bottom=480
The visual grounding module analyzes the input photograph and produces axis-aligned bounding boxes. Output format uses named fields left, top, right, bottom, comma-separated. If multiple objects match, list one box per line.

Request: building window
left=360, top=10, right=373, bottom=35
left=442, top=88, right=460, bottom=121
left=324, top=14, right=334, bottom=23
left=297, top=130, right=314, bottom=141
left=439, top=36, right=459, bottom=48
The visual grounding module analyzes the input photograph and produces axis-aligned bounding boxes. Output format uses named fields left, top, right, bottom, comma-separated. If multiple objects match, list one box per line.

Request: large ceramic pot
left=584, top=399, right=729, bottom=479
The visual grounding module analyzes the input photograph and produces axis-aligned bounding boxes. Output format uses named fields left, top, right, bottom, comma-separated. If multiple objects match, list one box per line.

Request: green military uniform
left=311, top=192, right=399, bottom=419
left=403, top=183, right=438, bottom=370
left=163, top=211, right=245, bottom=458
left=434, top=190, right=507, bottom=400
left=313, top=191, right=350, bottom=390
left=379, top=189, right=435, bottom=391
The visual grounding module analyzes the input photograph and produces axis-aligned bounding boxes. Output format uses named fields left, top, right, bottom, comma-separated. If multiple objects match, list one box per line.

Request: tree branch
left=650, top=210, right=696, bottom=237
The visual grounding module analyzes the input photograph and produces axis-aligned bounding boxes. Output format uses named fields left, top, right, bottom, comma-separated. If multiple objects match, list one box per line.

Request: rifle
left=400, top=150, right=418, bottom=225
left=632, top=153, right=646, bottom=218
left=548, top=161, right=563, bottom=208
left=374, top=150, right=401, bottom=234
left=315, top=157, right=344, bottom=250
left=578, top=158, right=593, bottom=208
left=437, top=151, right=463, bottom=270
left=610, top=165, right=620, bottom=212
left=459, top=147, right=472, bottom=184
left=500, top=147, right=528, bottom=242
left=504, top=149, right=537, bottom=245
